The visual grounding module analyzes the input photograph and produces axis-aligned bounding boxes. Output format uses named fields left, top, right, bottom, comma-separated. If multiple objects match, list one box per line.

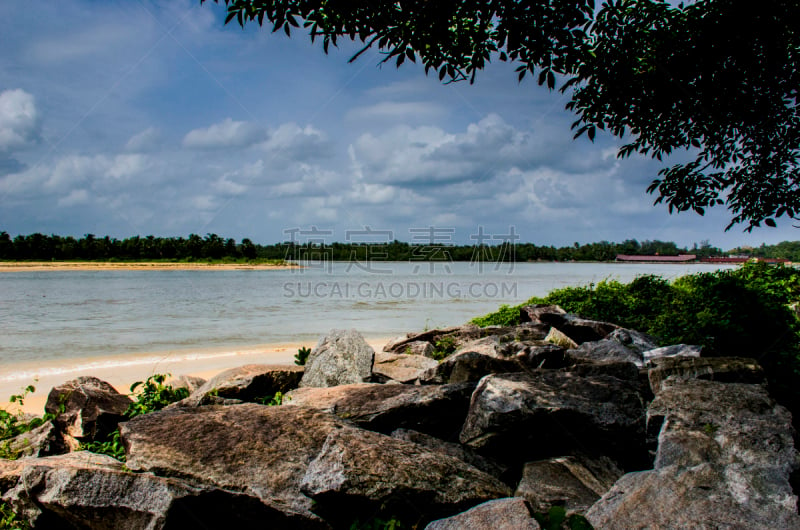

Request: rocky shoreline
left=1, top=305, right=798, bottom=529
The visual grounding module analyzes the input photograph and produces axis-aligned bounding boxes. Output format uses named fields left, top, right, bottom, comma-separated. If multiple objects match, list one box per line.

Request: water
left=0, top=262, right=734, bottom=375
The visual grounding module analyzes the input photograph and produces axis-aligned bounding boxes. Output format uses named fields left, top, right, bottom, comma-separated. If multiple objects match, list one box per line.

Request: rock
left=562, top=360, right=641, bottom=382
left=568, top=328, right=658, bottom=368
left=372, top=352, right=438, bottom=383
left=391, top=340, right=436, bottom=358
left=184, top=364, right=304, bottom=406
left=587, top=379, right=800, bottom=529
left=3, top=451, right=317, bottom=530
left=299, top=427, right=512, bottom=526
left=514, top=343, right=569, bottom=369
left=45, top=376, right=132, bottom=441
left=166, top=374, right=206, bottom=393
left=545, top=327, right=579, bottom=349
left=418, top=351, right=522, bottom=385
left=648, top=356, right=766, bottom=394
left=460, top=371, right=648, bottom=469
left=514, top=455, right=622, bottom=514
left=519, top=304, right=566, bottom=324
left=391, top=429, right=507, bottom=480
left=642, top=343, right=702, bottom=365
left=286, top=382, right=475, bottom=440
left=452, top=336, right=504, bottom=358
left=381, top=325, right=482, bottom=355
left=121, top=403, right=346, bottom=521
left=300, top=329, right=375, bottom=388
left=538, top=311, right=619, bottom=344
left=425, top=497, right=540, bottom=530
left=4, top=420, right=76, bottom=458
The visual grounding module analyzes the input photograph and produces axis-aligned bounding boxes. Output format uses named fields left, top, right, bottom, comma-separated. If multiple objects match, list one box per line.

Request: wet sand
left=0, top=338, right=391, bottom=414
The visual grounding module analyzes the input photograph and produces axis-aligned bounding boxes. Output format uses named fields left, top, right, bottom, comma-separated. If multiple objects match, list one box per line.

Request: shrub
left=295, top=346, right=312, bottom=366
left=432, top=336, right=457, bottom=361
left=81, top=374, right=189, bottom=461
left=471, top=262, right=800, bottom=424
left=470, top=304, right=520, bottom=327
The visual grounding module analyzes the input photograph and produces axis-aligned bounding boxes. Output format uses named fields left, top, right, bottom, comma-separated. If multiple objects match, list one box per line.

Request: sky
left=0, top=0, right=797, bottom=249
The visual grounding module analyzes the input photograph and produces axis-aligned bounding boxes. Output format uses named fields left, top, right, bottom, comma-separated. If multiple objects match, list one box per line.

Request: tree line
left=0, top=232, right=729, bottom=263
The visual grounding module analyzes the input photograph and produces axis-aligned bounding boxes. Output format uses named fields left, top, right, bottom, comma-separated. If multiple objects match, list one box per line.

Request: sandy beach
left=0, top=338, right=390, bottom=415
left=0, top=261, right=298, bottom=272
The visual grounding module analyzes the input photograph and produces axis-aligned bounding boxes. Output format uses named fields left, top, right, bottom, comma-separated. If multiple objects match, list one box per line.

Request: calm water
left=0, top=262, right=734, bottom=371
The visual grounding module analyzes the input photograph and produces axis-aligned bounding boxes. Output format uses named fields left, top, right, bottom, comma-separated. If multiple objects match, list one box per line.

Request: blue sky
left=0, top=0, right=796, bottom=249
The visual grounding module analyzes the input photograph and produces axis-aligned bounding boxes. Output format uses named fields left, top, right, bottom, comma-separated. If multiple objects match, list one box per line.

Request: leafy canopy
left=204, top=0, right=799, bottom=231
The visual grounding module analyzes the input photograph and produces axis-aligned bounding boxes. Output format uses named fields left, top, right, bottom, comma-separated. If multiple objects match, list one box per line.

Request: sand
left=0, top=261, right=298, bottom=272
left=0, top=338, right=390, bottom=415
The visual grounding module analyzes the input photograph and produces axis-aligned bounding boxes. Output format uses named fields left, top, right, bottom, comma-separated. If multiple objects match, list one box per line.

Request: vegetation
left=255, top=391, right=289, bottom=406
left=533, top=506, right=593, bottom=530
left=205, top=0, right=799, bottom=231
left=0, top=501, right=29, bottom=530
left=432, top=336, right=458, bottom=361
left=0, top=232, right=729, bottom=263
left=82, top=374, right=189, bottom=461
left=472, top=261, right=800, bottom=422
left=295, top=346, right=312, bottom=366
left=0, top=385, right=56, bottom=461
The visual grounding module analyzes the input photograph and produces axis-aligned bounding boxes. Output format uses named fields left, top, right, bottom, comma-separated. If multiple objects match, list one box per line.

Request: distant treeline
left=0, top=232, right=731, bottom=262
left=729, top=241, right=800, bottom=262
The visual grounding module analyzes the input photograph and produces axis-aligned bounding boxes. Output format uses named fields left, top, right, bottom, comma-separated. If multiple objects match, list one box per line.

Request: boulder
left=299, top=427, right=512, bottom=526
left=514, top=343, right=569, bottom=369
left=286, top=382, right=475, bottom=440
left=460, top=371, right=648, bottom=469
left=371, top=352, right=438, bottom=383
left=120, top=403, right=346, bottom=521
left=4, top=420, right=77, bottom=459
left=537, top=311, right=619, bottom=344
left=545, top=327, right=579, bottom=349
left=418, top=351, right=522, bottom=385
left=519, top=304, right=566, bottom=324
left=642, top=344, right=702, bottom=366
left=184, top=364, right=304, bottom=406
left=391, top=429, right=507, bottom=480
left=390, top=340, right=436, bottom=358
left=587, top=379, right=800, bottom=529
left=300, top=329, right=375, bottom=388
left=3, top=451, right=316, bottom=530
left=452, top=336, right=504, bottom=358
left=568, top=328, right=658, bottom=368
left=648, top=356, right=766, bottom=394
left=381, top=325, right=483, bottom=355
left=166, top=374, right=207, bottom=394
left=425, top=498, right=540, bottom=530
left=513, top=455, right=622, bottom=514
left=45, top=376, right=132, bottom=441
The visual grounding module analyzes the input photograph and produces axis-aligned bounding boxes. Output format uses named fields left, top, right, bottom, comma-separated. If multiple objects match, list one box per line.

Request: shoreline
left=0, top=337, right=391, bottom=414
left=0, top=261, right=297, bottom=272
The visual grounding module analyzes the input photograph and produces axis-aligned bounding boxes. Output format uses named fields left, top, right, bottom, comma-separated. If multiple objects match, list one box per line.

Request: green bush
left=470, top=304, right=520, bottom=327
left=471, top=262, right=800, bottom=422
left=82, top=374, right=189, bottom=461
left=295, top=346, right=312, bottom=366
left=432, top=335, right=458, bottom=361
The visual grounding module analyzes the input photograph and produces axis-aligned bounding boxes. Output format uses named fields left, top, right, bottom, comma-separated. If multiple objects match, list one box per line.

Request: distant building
left=615, top=254, right=697, bottom=263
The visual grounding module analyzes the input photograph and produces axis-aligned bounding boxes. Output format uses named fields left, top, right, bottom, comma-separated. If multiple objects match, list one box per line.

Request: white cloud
left=183, top=118, right=266, bottom=149
left=0, top=89, right=40, bottom=151
left=58, top=189, right=89, bottom=207
left=125, top=127, right=161, bottom=152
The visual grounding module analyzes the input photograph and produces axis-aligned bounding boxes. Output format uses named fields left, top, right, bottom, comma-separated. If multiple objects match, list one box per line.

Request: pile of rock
left=1, top=305, right=797, bottom=529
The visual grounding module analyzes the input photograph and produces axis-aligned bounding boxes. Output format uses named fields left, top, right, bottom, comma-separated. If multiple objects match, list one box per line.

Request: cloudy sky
left=1, top=0, right=796, bottom=249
